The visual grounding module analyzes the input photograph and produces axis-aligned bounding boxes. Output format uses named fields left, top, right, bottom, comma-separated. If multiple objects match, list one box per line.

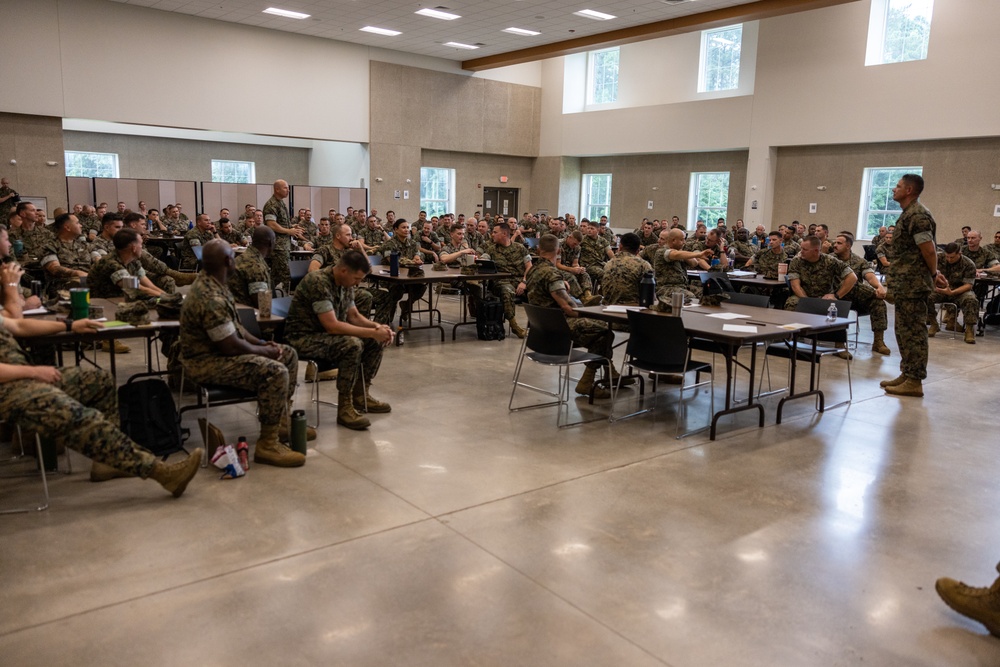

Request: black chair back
left=863, top=244, right=878, bottom=262
left=625, top=310, right=689, bottom=367
left=795, top=297, right=850, bottom=342
left=522, top=304, right=574, bottom=356
left=237, top=307, right=264, bottom=339
left=723, top=291, right=770, bottom=308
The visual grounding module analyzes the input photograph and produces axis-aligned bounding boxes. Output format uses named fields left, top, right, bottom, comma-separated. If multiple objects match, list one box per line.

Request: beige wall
left=423, top=150, right=535, bottom=219
left=772, top=138, right=1000, bottom=243
left=579, top=151, right=749, bottom=231
left=0, top=114, right=68, bottom=215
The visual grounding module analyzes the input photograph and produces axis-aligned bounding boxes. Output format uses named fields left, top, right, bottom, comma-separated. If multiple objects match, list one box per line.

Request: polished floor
left=2, top=297, right=999, bottom=666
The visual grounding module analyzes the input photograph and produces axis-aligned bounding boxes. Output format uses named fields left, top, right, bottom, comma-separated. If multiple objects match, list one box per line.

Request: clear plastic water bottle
left=827, top=302, right=838, bottom=321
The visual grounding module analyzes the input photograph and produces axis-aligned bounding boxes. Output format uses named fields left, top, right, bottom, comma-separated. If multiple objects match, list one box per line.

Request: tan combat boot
left=943, top=311, right=958, bottom=332
left=879, top=374, right=907, bottom=388
left=90, top=461, right=133, bottom=482
left=508, top=316, right=527, bottom=339
left=337, top=391, right=371, bottom=430
left=254, top=423, right=306, bottom=467
left=353, top=379, right=391, bottom=413
left=305, top=365, right=338, bottom=382
left=884, top=377, right=923, bottom=397
left=936, top=564, right=1000, bottom=637
left=965, top=324, right=977, bottom=344
left=101, top=339, right=131, bottom=354
left=168, top=269, right=197, bottom=286
left=575, top=367, right=611, bottom=399
left=149, top=450, right=202, bottom=497
left=927, top=318, right=940, bottom=337
left=872, top=330, right=891, bottom=355
left=582, top=294, right=603, bottom=307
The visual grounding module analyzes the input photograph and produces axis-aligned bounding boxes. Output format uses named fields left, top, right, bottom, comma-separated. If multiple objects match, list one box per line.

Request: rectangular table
left=575, top=302, right=851, bottom=440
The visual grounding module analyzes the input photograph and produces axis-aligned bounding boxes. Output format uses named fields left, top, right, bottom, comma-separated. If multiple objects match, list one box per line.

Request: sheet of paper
left=723, top=324, right=758, bottom=333
left=729, top=270, right=757, bottom=277
left=779, top=323, right=809, bottom=330
left=602, top=305, right=642, bottom=313
left=21, top=307, right=49, bottom=315
left=706, top=312, right=747, bottom=320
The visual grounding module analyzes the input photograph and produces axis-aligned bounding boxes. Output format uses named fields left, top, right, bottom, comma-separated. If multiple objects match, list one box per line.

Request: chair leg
left=0, top=427, right=49, bottom=514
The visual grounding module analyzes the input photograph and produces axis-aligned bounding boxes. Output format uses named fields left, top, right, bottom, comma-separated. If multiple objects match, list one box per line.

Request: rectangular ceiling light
left=503, top=27, right=541, bottom=36
left=443, top=41, right=478, bottom=49
left=574, top=9, right=617, bottom=20
left=360, top=26, right=402, bottom=36
left=416, top=8, right=461, bottom=20
left=262, top=7, right=310, bottom=19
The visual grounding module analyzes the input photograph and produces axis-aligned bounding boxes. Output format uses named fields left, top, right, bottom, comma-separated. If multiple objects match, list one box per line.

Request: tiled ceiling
left=108, top=0, right=762, bottom=62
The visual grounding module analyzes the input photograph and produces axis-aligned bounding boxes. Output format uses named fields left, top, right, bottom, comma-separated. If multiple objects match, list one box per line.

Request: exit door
left=482, top=188, right=519, bottom=221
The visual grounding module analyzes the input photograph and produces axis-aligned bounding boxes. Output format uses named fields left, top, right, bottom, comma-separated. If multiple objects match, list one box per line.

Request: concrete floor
left=2, top=296, right=999, bottom=666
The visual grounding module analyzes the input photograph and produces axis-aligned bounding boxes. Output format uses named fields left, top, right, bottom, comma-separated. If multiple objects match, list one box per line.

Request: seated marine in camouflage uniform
left=309, top=222, right=388, bottom=322
left=228, top=226, right=275, bottom=309
left=601, top=233, right=651, bottom=307
left=121, top=213, right=195, bottom=292
left=379, top=219, right=427, bottom=326
left=654, top=229, right=713, bottom=302
left=285, top=250, right=394, bottom=431
left=579, top=220, right=615, bottom=283
left=89, top=228, right=169, bottom=301
left=9, top=202, right=53, bottom=263
left=310, top=218, right=334, bottom=251
left=927, top=243, right=979, bottom=344
left=783, top=236, right=857, bottom=316
left=832, top=233, right=891, bottom=355
left=88, top=213, right=123, bottom=263
left=525, top=234, right=617, bottom=399
left=217, top=218, right=247, bottom=247
left=479, top=221, right=532, bottom=338
left=179, top=240, right=306, bottom=468
left=40, top=213, right=93, bottom=296
left=179, top=214, right=217, bottom=271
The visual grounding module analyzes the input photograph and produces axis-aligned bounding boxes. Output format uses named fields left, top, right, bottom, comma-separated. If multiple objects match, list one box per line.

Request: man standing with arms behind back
left=881, top=174, right=942, bottom=398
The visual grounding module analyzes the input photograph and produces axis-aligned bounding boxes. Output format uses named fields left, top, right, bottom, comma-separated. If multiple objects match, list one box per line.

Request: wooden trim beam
left=462, top=0, right=860, bottom=71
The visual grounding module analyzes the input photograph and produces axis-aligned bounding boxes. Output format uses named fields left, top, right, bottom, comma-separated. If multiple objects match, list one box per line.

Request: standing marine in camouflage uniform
left=228, top=226, right=275, bottom=308
left=0, top=177, right=17, bottom=223
left=479, top=221, right=531, bottom=338
left=882, top=174, right=938, bottom=397
left=654, top=229, right=712, bottom=302
left=263, top=180, right=307, bottom=294
left=179, top=214, right=217, bottom=271
left=601, top=233, right=651, bottom=306
left=927, top=243, right=979, bottom=344
left=525, top=234, right=617, bottom=398
left=179, top=240, right=306, bottom=467
left=40, top=213, right=92, bottom=296
left=832, top=233, right=891, bottom=355
left=0, top=285, right=200, bottom=496
left=285, top=250, right=394, bottom=431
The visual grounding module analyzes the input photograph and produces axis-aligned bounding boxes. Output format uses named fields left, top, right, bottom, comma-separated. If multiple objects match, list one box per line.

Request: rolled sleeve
left=312, top=299, right=334, bottom=314
left=206, top=320, right=236, bottom=342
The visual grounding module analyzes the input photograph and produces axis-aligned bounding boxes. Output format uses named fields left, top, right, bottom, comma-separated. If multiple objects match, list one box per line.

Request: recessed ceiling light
left=360, top=26, right=402, bottom=36
left=503, top=27, right=541, bottom=36
left=574, top=9, right=617, bottom=20
left=262, top=7, right=310, bottom=20
left=443, top=41, right=478, bottom=49
left=416, top=8, right=461, bottom=20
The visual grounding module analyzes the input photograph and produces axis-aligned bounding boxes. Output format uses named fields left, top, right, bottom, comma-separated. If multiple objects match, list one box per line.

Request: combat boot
left=353, top=379, right=391, bottom=413
left=337, top=391, right=371, bottom=430
left=879, top=374, right=907, bottom=388
left=927, top=319, right=940, bottom=337
left=168, top=269, right=197, bottom=286
left=305, top=365, right=338, bottom=382
left=884, top=377, right=923, bottom=397
left=943, top=311, right=958, bottom=332
left=582, top=294, right=603, bottom=307
left=872, top=330, right=891, bottom=355
left=965, top=324, right=977, bottom=344
left=575, top=367, right=611, bottom=399
left=101, top=339, right=131, bottom=354
left=254, top=423, right=306, bottom=467
left=508, top=316, right=527, bottom=339
left=936, top=566, right=1000, bottom=637
left=607, top=364, right=635, bottom=387
left=149, top=450, right=202, bottom=497
left=90, top=461, right=132, bottom=482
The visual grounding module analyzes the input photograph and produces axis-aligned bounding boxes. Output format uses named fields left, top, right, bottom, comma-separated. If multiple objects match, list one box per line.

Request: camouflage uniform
left=163, top=217, right=188, bottom=236
left=782, top=239, right=801, bottom=256
left=929, top=252, right=979, bottom=326
left=639, top=243, right=661, bottom=267
left=480, top=240, right=530, bottom=320
left=218, top=228, right=247, bottom=246
left=0, top=186, right=16, bottom=223
left=39, top=235, right=93, bottom=295
left=89, top=254, right=146, bottom=300
left=601, top=253, right=652, bottom=306
left=10, top=225, right=53, bottom=263
left=312, top=231, right=334, bottom=250
left=783, top=253, right=854, bottom=311
left=599, top=226, right=616, bottom=246
left=525, top=257, right=613, bottom=367
left=228, top=246, right=272, bottom=308
left=285, top=268, right=384, bottom=394
left=579, top=235, right=611, bottom=281
left=308, top=244, right=383, bottom=321
left=0, top=317, right=157, bottom=477
left=654, top=247, right=700, bottom=301
left=138, top=250, right=177, bottom=294
left=682, top=238, right=705, bottom=253
left=380, top=235, right=427, bottom=324
left=179, top=228, right=215, bottom=271
left=559, top=242, right=594, bottom=294
left=732, top=240, right=755, bottom=263
left=262, top=195, right=293, bottom=292
left=637, top=232, right=659, bottom=248
left=842, top=251, right=888, bottom=332
left=89, top=235, right=115, bottom=262
left=78, top=214, right=103, bottom=237
left=179, top=273, right=297, bottom=426
left=750, top=246, right=790, bottom=280
left=888, top=201, right=937, bottom=381
left=961, top=246, right=998, bottom=270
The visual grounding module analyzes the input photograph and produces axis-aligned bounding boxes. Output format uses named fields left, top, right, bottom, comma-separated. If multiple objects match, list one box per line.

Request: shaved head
left=201, top=239, right=233, bottom=274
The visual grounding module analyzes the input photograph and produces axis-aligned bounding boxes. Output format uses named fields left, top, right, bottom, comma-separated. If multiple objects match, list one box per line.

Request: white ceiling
left=108, top=0, right=762, bottom=62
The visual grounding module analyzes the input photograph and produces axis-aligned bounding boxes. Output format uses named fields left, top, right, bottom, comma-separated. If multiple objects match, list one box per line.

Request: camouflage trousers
left=928, top=291, right=979, bottom=327
left=894, top=297, right=929, bottom=381
left=0, top=366, right=156, bottom=477
left=585, top=265, right=605, bottom=284
left=290, top=333, right=384, bottom=394
left=365, top=287, right=395, bottom=325
left=486, top=279, right=519, bottom=321
left=560, top=269, right=592, bottom=298
left=847, top=282, right=888, bottom=331
left=569, top=316, right=614, bottom=369
left=656, top=284, right=701, bottom=303
left=150, top=273, right=177, bottom=294
left=269, top=250, right=291, bottom=294
left=385, top=283, right=427, bottom=326
left=183, top=345, right=298, bottom=425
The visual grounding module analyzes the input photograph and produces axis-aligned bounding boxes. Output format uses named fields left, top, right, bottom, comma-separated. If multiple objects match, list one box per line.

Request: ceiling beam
left=462, top=0, right=860, bottom=71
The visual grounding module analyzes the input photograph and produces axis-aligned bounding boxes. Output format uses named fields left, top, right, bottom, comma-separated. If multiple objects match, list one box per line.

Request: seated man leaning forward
left=525, top=234, right=618, bottom=399
left=0, top=261, right=201, bottom=496
left=179, top=240, right=307, bottom=468
left=654, top=228, right=713, bottom=303
left=285, top=249, right=394, bottom=431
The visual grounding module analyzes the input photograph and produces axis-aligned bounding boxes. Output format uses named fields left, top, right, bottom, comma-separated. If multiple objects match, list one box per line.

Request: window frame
left=580, top=173, right=612, bottom=222
left=688, top=172, right=730, bottom=230
left=856, top=166, right=923, bottom=240
left=865, top=0, right=934, bottom=66
left=211, top=159, right=256, bottom=184
left=586, top=47, right=620, bottom=106
left=419, top=167, right=455, bottom=219
left=698, top=24, right=743, bottom=93
left=64, top=151, right=120, bottom=178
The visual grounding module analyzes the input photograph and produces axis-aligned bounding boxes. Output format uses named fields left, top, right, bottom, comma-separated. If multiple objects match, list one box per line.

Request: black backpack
left=984, top=296, right=1000, bottom=326
left=476, top=296, right=507, bottom=341
left=118, top=379, right=185, bottom=458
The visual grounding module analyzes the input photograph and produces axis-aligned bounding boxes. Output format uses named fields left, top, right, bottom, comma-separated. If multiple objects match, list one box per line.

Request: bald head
left=273, top=179, right=289, bottom=199
left=201, top=239, right=233, bottom=274
left=251, top=225, right=275, bottom=250
left=667, top=228, right=686, bottom=243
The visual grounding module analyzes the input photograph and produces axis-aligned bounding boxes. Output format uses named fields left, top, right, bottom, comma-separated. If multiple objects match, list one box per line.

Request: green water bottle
left=290, top=410, right=308, bottom=456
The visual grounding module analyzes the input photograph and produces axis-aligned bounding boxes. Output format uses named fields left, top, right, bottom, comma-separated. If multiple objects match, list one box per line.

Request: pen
left=744, top=321, right=768, bottom=326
